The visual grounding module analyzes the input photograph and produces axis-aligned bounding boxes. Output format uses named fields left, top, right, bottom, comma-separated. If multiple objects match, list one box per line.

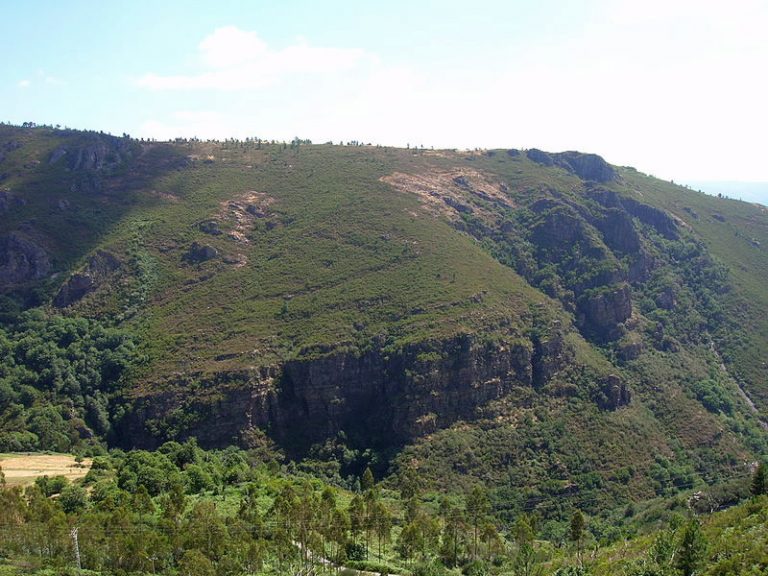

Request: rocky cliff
left=0, top=232, right=50, bottom=285
left=118, top=327, right=602, bottom=454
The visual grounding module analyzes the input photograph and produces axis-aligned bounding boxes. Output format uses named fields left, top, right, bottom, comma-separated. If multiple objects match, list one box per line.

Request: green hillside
left=1, top=123, right=767, bottom=529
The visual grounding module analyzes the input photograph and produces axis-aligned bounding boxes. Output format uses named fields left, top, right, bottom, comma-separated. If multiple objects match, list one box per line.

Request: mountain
left=1, top=124, right=767, bottom=520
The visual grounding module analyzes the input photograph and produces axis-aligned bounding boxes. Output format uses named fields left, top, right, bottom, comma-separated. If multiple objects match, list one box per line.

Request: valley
left=0, top=124, right=767, bottom=575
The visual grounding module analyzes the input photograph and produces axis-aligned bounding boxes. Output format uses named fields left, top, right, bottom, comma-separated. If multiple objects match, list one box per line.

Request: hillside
left=1, top=124, right=767, bottom=522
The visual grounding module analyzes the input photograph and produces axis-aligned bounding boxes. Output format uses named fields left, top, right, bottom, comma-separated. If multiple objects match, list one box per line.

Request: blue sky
left=3, top=0, right=768, bottom=183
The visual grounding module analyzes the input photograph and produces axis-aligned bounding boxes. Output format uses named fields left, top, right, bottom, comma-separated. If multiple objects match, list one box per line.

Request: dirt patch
left=0, top=453, right=92, bottom=487
left=381, top=168, right=514, bottom=221
left=219, top=191, right=274, bottom=244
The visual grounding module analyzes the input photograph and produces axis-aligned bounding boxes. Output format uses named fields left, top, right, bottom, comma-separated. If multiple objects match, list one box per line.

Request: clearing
left=0, top=453, right=92, bottom=487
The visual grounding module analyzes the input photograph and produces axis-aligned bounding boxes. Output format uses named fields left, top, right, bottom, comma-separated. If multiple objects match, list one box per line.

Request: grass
left=0, top=453, right=92, bottom=486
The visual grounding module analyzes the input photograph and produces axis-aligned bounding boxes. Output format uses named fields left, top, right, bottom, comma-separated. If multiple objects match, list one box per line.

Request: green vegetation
left=0, top=312, right=136, bottom=452
left=1, top=442, right=767, bottom=575
left=2, top=124, right=768, bottom=574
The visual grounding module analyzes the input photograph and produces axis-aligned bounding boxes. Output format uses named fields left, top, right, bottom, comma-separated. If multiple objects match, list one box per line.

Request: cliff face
left=0, top=232, right=51, bottom=286
left=120, top=330, right=585, bottom=453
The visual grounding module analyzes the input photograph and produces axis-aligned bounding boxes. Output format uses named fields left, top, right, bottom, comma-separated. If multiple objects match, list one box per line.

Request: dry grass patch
left=0, top=453, right=92, bottom=487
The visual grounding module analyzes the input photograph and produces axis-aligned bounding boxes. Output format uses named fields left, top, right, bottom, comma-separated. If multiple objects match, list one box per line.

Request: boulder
left=49, top=135, right=134, bottom=172
left=199, top=220, right=222, bottom=235
left=184, top=242, right=219, bottom=264
left=245, top=204, right=267, bottom=218
left=617, top=335, right=644, bottom=361
left=54, top=273, right=95, bottom=307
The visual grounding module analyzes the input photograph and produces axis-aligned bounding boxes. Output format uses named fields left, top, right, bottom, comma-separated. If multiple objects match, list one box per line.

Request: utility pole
left=70, top=527, right=81, bottom=570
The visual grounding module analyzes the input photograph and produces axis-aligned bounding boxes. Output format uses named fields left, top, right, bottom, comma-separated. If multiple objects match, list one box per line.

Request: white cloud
left=135, top=11, right=768, bottom=180
left=18, top=79, right=31, bottom=88
left=137, top=26, right=368, bottom=91
left=199, top=26, right=268, bottom=68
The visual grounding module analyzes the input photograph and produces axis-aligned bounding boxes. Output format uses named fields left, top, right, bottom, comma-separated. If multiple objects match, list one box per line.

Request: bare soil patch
left=381, top=168, right=514, bottom=222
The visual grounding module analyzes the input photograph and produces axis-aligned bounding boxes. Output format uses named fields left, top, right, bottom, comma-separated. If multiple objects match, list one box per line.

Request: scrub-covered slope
left=1, top=124, right=766, bottom=517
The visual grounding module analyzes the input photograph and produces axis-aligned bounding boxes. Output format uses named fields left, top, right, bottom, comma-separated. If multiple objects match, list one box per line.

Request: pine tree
left=570, top=511, right=585, bottom=566
left=750, top=462, right=767, bottom=496
left=676, top=518, right=707, bottom=576
left=466, top=485, right=490, bottom=560
left=362, top=466, right=375, bottom=492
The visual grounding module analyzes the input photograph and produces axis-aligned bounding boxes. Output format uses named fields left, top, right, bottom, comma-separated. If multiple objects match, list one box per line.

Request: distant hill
left=1, top=125, right=767, bottom=520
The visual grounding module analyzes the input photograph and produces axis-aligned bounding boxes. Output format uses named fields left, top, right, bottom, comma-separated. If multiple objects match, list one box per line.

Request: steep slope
left=1, top=124, right=767, bottom=519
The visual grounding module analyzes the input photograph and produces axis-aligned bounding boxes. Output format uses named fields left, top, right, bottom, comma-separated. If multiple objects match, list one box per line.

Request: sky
left=2, top=0, right=768, bottom=183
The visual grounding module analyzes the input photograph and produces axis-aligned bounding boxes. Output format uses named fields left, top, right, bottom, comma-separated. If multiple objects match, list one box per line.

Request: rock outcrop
left=555, top=151, right=616, bottom=182
left=53, top=250, right=121, bottom=308
left=526, top=149, right=617, bottom=182
left=597, top=208, right=642, bottom=254
left=588, top=188, right=678, bottom=240
left=183, top=242, right=219, bottom=264
left=596, top=374, right=631, bottom=409
left=526, top=148, right=555, bottom=167
left=199, top=220, right=223, bottom=235
left=0, top=233, right=50, bottom=286
left=119, top=330, right=577, bottom=451
left=48, top=134, right=134, bottom=172
left=577, top=284, right=632, bottom=341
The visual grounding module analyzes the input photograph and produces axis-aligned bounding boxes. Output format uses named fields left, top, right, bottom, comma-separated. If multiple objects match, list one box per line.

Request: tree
left=349, top=494, right=366, bottom=545
left=676, top=518, right=707, bottom=576
left=362, top=466, right=375, bottom=492
left=59, top=484, right=87, bottom=514
left=372, top=500, right=393, bottom=557
left=178, top=549, right=215, bottom=576
left=133, top=484, right=155, bottom=522
left=570, top=511, right=585, bottom=566
left=398, top=463, right=422, bottom=500
left=750, top=462, right=767, bottom=496
left=439, top=506, right=466, bottom=567
left=512, top=515, right=541, bottom=576
left=397, top=521, right=420, bottom=564
left=466, top=486, right=490, bottom=560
